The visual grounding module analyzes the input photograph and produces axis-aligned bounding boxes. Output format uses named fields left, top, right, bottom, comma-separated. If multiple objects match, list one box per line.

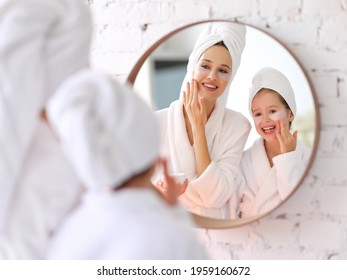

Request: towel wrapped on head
left=248, top=67, right=297, bottom=116
left=47, top=70, right=160, bottom=191
left=181, top=21, right=246, bottom=106
left=0, top=0, right=91, bottom=230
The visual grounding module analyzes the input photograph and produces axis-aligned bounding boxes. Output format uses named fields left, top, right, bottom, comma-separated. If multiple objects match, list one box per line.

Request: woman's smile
left=202, top=81, right=218, bottom=91
left=193, top=45, right=232, bottom=103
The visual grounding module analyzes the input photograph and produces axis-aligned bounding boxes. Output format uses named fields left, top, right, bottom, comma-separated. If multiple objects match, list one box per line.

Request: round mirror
left=128, top=20, right=320, bottom=228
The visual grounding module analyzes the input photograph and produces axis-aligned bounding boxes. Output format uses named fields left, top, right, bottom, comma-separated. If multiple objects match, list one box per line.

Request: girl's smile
left=252, top=89, right=293, bottom=142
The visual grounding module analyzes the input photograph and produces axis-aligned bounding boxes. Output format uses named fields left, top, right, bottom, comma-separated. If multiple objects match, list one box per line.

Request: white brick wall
left=87, top=0, right=347, bottom=259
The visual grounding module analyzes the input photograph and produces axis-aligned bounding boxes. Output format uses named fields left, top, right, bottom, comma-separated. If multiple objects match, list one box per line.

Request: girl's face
left=251, top=89, right=294, bottom=142
left=192, top=45, right=232, bottom=104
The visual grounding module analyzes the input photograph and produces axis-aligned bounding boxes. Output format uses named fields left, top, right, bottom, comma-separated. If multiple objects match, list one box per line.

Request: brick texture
left=87, top=0, right=347, bottom=259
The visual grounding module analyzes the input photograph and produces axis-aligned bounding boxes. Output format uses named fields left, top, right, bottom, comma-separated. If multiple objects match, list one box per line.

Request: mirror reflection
left=131, top=21, right=316, bottom=222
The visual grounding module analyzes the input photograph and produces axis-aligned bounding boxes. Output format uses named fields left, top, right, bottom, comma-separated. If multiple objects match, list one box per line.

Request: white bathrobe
left=0, top=120, right=83, bottom=259
left=0, top=0, right=91, bottom=232
left=47, top=188, right=207, bottom=260
left=155, top=100, right=251, bottom=219
left=238, top=138, right=311, bottom=217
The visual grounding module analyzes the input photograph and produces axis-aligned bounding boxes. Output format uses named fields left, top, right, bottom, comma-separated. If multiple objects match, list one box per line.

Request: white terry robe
left=0, top=0, right=91, bottom=233
left=156, top=99, right=251, bottom=219
left=47, top=189, right=207, bottom=260
left=0, top=0, right=91, bottom=259
left=0, top=120, right=82, bottom=259
left=238, top=137, right=311, bottom=218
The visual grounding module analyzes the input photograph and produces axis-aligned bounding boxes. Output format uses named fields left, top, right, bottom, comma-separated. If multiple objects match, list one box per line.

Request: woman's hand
left=182, top=79, right=212, bottom=176
left=155, top=158, right=188, bottom=206
left=176, top=180, right=188, bottom=196
left=183, top=80, right=207, bottom=130
left=156, top=178, right=188, bottom=198
left=275, top=120, right=298, bottom=154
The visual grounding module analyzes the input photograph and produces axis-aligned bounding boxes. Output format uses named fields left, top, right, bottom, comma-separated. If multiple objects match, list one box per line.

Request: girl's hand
left=275, top=120, right=298, bottom=154
left=183, top=80, right=207, bottom=130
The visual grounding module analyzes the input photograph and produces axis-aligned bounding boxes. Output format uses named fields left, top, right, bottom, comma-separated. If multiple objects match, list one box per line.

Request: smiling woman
left=129, top=20, right=320, bottom=228
left=151, top=22, right=251, bottom=220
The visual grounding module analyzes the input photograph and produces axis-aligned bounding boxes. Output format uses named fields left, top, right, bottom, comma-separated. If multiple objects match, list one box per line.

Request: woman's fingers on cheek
left=198, top=96, right=203, bottom=110
left=193, top=79, right=198, bottom=93
left=187, top=82, right=193, bottom=102
left=200, top=97, right=206, bottom=117
left=191, top=80, right=197, bottom=104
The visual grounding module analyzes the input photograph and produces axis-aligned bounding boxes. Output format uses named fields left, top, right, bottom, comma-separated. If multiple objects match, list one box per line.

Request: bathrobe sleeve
left=238, top=139, right=311, bottom=218
left=183, top=110, right=251, bottom=208
left=235, top=148, right=257, bottom=218
left=272, top=141, right=311, bottom=199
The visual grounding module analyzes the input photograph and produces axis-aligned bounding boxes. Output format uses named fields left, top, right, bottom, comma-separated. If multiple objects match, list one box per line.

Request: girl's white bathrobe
left=155, top=100, right=251, bottom=219
left=47, top=188, right=207, bottom=260
left=238, top=137, right=311, bottom=218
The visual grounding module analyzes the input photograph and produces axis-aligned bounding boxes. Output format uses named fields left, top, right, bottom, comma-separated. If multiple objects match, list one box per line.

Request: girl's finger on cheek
left=276, top=128, right=284, bottom=143
left=276, top=120, right=281, bottom=134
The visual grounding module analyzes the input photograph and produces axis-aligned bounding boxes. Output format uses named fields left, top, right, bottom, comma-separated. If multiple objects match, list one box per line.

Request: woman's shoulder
left=154, top=107, right=170, bottom=127
left=222, top=108, right=251, bottom=136
left=223, top=108, right=251, bottom=125
left=154, top=107, right=169, bottom=117
left=154, top=100, right=180, bottom=118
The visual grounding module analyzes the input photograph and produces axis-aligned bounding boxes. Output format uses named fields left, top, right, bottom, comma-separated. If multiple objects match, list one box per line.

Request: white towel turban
left=47, top=70, right=160, bottom=191
left=249, top=67, right=297, bottom=116
left=0, top=0, right=91, bottom=230
left=181, top=21, right=246, bottom=106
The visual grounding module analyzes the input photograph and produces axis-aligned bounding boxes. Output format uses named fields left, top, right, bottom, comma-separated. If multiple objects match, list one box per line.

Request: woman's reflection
left=153, top=22, right=251, bottom=219
left=235, top=67, right=312, bottom=218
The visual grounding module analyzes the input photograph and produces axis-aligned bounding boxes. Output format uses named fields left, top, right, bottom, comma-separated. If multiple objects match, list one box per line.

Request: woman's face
left=251, top=89, right=294, bottom=142
left=192, top=45, right=232, bottom=104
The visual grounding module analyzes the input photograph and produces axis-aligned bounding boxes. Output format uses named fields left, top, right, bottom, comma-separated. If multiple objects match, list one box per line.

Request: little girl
left=237, top=67, right=311, bottom=218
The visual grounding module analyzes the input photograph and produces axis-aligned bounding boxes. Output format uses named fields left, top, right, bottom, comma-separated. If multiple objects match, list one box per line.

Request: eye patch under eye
left=252, top=109, right=286, bottom=124
left=269, top=109, right=286, bottom=121
left=252, top=114, right=262, bottom=125
left=194, top=65, right=231, bottom=81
